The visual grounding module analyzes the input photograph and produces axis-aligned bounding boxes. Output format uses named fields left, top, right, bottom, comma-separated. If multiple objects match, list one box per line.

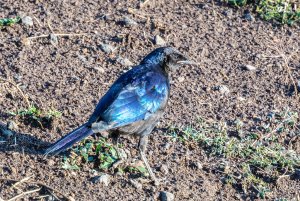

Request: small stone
left=237, top=97, right=246, bottom=101
left=216, top=85, right=230, bottom=95
left=122, top=17, right=138, bottom=26
left=195, top=162, right=203, bottom=170
left=223, top=9, right=233, bottom=18
left=178, top=76, right=185, bottom=83
left=47, top=159, right=55, bottom=166
left=155, top=35, right=166, bottom=46
left=94, top=67, right=105, bottom=73
left=297, top=80, right=300, bottom=91
left=163, top=143, right=171, bottom=151
left=160, top=191, right=175, bottom=201
left=116, top=56, right=133, bottom=66
left=244, top=64, right=257, bottom=71
left=92, top=174, right=110, bottom=186
left=21, top=16, right=33, bottom=26
left=244, top=11, right=255, bottom=21
left=129, top=179, right=142, bottom=190
left=159, top=164, right=169, bottom=175
left=7, top=121, right=18, bottom=131
left=21, top=37, right=31, bottom=46
left=50, top=34, right=58, bottom=46
left=200, top=4, right=209, bottom=9
left=100, top=43, right=115, bottom=54
left=78, top=55, right=87, bottom=63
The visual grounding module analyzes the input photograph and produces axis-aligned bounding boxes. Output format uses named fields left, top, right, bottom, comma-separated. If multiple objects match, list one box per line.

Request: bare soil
left=0, top=0, right=299, bottom=200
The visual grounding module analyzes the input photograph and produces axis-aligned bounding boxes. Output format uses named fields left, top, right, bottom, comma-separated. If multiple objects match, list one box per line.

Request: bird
left=44, top=46, right=194, bottom=184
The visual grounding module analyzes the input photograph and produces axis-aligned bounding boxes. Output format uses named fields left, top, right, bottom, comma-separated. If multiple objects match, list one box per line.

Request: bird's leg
left=111, top=132, right=125, bottom=169
left=138, top=135, right=159, bottom=185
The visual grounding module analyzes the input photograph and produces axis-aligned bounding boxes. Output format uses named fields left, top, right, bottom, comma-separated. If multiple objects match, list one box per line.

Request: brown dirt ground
left=0, top=0, right=300, bottom=200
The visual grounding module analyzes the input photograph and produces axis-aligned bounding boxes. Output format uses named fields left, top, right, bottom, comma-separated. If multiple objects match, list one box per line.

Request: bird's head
left=140, top=46, right=196, bottom=72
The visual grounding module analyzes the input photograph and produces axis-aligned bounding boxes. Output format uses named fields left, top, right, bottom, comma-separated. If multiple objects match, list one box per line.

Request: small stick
left=0, top=77, right=30, bottom=107
left=0, top=178, right=69, bottom=200
left=7, top=188, right=41, bottom=201
left=139, top=0, right=150, bottom=8
left=32, top=16, right=42, bottom=27
left=27, top=33, right=87, bottom=40
left=11, top=175, right=33, bottom=189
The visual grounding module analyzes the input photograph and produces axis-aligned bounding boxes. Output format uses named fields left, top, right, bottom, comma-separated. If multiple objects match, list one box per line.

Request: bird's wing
left=98, top=71, right=169, bottom=128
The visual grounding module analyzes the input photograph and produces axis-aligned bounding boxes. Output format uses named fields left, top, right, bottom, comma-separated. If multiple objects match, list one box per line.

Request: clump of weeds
left=167, top=110, right=299, bottom=199
left=9, top=105, right=62, bottom=129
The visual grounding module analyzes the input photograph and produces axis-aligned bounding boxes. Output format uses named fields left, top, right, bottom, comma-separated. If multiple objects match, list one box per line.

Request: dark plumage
left=44, top=46, right=193, bottom=184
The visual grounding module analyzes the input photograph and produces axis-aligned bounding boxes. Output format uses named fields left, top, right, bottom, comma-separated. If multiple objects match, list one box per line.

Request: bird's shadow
left=0, top=121, right=50, bottom=156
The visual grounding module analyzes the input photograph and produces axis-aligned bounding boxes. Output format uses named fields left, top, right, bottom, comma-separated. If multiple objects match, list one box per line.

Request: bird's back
left=88, top=63, right=170, bottom=134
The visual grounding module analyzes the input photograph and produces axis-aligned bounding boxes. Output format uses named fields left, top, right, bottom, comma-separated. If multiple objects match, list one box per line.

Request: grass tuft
left=9, top=105, right=62, bottom=128
left=0, top=17, right=20, bottom=28
left=62, top=137, right=148, bottom=176
left=224, top=0, right=300, bottom=24
left=167, top=110, right=300, bottom=198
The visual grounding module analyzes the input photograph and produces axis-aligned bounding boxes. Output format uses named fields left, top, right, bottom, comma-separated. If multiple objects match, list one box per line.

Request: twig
left=139, top=0, right=150, bottom=8
left=27, top=33, right=87, bottom=40
left=32, top=16, right=42, bottom=27
left=11, top=175, right=33, bottom=189
left=7, top=188, right=41, bottom=201
left=0, top=77, right=30, bottom=107
left=0, top=178, right=69, bottom=200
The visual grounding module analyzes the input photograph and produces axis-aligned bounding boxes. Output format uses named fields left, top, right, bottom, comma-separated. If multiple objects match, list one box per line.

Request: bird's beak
left=177, top=60, right=199, bottom=65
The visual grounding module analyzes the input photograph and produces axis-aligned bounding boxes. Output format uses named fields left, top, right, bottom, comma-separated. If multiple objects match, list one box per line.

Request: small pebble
left=122, top=17, right=138, bottom=26
left=50, top=34, right=58, bottom=46
left=47, top=159, right=55, bottom=166
left=217, top=85, right=230, bottom=95
left=129, top=179, right=142, bottom=190
left=200, top=4, right=209, bottom=9
left=22, top=16, right=33, bottom=26
left=94, top=67, right=105, bottom=73
left=159, top=164, right=169, bottom=175
left=163, top=143, right=171, bottom=151
left=223, top=9, right=233, bottom=18
left=160, top=191, right=175, bottom=201
left=178, top=76, right=185, bottom=82
left=244, top=11, right=255, bottom=21
left=100, top=43, right=115, bottom=54
left=7, top=121, right=18, bottom=131
left=155, top=35, right=166, bottom=46
left=116, top=56, right=133, bottom=66
left=237, top=96, right=246, bottom=101
left=92, top=174, right=110, bottom=186
left=195, top=162, right=203, bottom=170
left=244, top=64, right=257, bottom=71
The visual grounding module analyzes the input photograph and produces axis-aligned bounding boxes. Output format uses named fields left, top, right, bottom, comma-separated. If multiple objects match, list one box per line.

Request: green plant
left=256, top=0, right=300, bottom=24
left=9, top=105, right=62, bottom=128
left=167, top=111, right=300, bottom=198
left=0, top=17, right=20, bottom=28
left=62, top=138, right=147, bottom=175
left=223, top=0, right=300, bottom=24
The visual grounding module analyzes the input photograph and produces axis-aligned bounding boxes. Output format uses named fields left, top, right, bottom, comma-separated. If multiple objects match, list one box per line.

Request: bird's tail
left=44, top=123, right=93, bottom=156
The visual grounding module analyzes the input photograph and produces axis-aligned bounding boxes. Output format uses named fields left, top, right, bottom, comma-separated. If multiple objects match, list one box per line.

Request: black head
left=140, top=47, right=194, bottom=72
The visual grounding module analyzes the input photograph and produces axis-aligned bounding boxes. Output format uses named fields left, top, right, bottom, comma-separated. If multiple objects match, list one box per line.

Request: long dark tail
left=44, top=123, right=94, bottom=156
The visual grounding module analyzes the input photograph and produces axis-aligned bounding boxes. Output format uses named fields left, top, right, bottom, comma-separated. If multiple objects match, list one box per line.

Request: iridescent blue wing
left=100, top=71, right=169, bottom=127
